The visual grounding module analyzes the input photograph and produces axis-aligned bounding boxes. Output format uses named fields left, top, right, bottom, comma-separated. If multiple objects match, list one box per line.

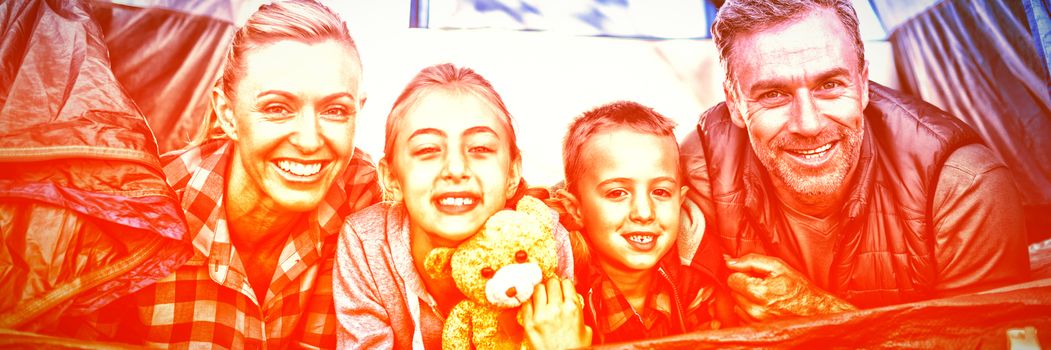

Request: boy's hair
left=561, top=101, right=679, bottom=196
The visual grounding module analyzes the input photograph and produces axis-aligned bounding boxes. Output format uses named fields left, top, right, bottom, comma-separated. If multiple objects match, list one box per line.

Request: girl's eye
left=480, top=267, right=495, bottom=279
left=652, top=188, right=672, bottom=198
left=413, top=146, right=440, bottom=156
left=605, top=189, right=629, bottom=200
left=468, top=145, right=494, bottom=153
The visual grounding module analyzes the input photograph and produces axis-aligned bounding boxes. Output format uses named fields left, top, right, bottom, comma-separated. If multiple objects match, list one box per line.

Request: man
left=681, top=0, right=1030, bottom=323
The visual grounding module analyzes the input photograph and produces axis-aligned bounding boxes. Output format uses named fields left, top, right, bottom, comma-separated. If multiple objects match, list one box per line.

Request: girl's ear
left=379, top=158, right=403, bottom=202
left=505, top=155, right=523, bottom=198
left=213, top=88, right=239, bottom=141
left=678, top=185, right=689, bottom=206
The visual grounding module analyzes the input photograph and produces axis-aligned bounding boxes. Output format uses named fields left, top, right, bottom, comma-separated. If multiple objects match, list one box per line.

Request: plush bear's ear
left=424, top=247, right=456, bottom=280
left=514, top=195, right=549, bottom=223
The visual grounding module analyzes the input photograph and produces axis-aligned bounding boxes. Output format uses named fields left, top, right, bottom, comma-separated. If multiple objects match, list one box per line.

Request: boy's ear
left=379, top=158, right=403, bottom=202
left=213, top=88, right=238, bottom=141
left=424, top=247, right=455, bottom=280
left=506, top=156, right=523, bottom=198
left=555, top=188, right=584, bottom=228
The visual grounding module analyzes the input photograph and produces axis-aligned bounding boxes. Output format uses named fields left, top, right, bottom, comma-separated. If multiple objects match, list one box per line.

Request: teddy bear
left=424, top=195, right=559, bottom=350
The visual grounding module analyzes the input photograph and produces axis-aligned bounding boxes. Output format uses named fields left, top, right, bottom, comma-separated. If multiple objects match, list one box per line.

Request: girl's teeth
left=439, top=197, right=475, bottom=206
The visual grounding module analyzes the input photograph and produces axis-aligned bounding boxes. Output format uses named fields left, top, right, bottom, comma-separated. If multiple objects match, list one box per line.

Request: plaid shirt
left=100, top=140, right=380, bottom=349
left=582, top=255, right=719, bottom=344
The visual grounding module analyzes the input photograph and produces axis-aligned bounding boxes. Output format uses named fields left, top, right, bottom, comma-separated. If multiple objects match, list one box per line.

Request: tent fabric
left=887, top=0, right=1051, bottom=241
left=0, top=0, right=191, bottom=332
left=91, top=0, right=237, bottom=153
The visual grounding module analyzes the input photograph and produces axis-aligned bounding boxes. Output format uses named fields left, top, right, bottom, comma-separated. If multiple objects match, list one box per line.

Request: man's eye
left=760, top=91, right=785, bottom=100
left=322, top=106, right=349, bottom=119
left=819, top=81, right=841, bottom=90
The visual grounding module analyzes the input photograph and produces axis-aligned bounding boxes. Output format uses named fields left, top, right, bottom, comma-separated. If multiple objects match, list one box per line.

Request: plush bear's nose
left=505, top=287, right=517, bottom=298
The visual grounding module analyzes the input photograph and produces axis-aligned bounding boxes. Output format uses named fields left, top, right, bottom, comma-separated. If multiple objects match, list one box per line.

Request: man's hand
left=725, top=254, right=855, bottom=323
left=518, top=277, right=592, bottom=349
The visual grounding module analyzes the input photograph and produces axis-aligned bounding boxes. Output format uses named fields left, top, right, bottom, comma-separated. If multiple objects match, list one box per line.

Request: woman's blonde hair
left=193, top=0, right=360, bottom=144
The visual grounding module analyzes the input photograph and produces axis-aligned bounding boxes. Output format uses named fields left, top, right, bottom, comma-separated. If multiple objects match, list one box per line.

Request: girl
left=334, top=63, right=590, bottom=349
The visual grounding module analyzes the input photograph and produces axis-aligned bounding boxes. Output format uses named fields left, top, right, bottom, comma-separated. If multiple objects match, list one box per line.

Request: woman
left=334, top=63, right=591, bottom=349
left=90, top=1, right=381, bottom=348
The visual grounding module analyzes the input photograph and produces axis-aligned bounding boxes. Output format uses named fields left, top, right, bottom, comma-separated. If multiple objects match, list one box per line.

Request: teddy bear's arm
left=442, top=301, right=475, bottom=350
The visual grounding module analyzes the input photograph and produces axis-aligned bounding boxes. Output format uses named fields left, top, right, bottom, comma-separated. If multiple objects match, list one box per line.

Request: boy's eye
left=480, top=267, right=495, bottom=279
left=652, top=188, right=672, bottom=198
left=605, top=189, right=629, bottom=200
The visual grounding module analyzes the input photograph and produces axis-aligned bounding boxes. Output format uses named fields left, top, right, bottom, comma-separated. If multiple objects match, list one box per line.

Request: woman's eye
left=263, top=104, right=291, bottom=115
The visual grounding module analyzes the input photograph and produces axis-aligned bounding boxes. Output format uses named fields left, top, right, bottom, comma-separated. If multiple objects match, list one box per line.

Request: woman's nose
left=290, top=111, right=323, bottom=153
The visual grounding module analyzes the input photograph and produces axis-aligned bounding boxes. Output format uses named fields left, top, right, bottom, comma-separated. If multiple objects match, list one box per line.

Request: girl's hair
left=382, top=63, right=532, bottom=207
left=193, top=0, right=361, bottom=144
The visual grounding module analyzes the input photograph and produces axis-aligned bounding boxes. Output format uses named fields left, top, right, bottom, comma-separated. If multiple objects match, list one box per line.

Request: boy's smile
left=566, top=127, right=687, bottom=272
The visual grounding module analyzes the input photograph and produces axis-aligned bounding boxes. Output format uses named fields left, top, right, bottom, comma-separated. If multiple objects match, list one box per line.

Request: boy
left=555, top=101, right=731, bottom=343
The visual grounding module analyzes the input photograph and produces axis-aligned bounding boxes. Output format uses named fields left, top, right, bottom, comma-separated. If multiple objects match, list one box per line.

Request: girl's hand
left=519, top=277, right=592, bottom=349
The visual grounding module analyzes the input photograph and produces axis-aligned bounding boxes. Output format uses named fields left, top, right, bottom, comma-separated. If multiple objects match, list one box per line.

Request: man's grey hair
left=711, top=0, right=865, bottom=86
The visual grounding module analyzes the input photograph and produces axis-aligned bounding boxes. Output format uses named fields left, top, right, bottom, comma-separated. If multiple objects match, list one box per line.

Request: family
left=8, top=0, right=1032, bottom=348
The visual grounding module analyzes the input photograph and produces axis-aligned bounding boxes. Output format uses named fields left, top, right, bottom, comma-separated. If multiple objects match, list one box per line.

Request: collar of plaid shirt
left=586, top=259, right=678, bottom=336
left=161, top=139, right=377, bottom=305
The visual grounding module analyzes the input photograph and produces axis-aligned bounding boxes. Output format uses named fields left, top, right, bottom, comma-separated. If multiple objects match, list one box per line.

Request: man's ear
left=379, top=158, right=403, bottom=202
left=555, top=188, right=584, bottom=228
left=859, top=60, right=870, bottom=108
left=723, top=80, right=747, bottom=129
left=213, top=88, right=238, bottom=141
left=505, top=156, right=523, bottom=198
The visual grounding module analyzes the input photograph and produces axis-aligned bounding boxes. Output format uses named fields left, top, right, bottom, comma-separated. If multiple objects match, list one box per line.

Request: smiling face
left=216, top=39, right=362, bottom=213
left=381, top=89, right=521, bottom=246
left=565, top=127, right=686, bottom=273
left=725, top=8, right=869, bottom=208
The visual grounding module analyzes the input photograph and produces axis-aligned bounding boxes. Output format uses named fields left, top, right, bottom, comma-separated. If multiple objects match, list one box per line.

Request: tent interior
left=1, top=0, right=1050, bottom=347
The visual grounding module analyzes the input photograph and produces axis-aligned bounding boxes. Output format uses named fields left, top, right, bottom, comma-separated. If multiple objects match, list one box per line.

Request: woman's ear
left=379, top=158, right=403, bottom=202
left=213, top=88, right=238, bottom=141
left=505, top=155, right=523, bottom=198
left=678, top=185, right=689, bottom=206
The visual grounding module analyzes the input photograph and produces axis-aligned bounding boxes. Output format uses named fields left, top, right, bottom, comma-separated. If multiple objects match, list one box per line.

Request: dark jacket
left=691, top=82, right=1026, bottom=307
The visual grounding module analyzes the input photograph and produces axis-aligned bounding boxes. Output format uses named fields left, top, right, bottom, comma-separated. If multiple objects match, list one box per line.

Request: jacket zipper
left=658, top=266, right=687, bottom=333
